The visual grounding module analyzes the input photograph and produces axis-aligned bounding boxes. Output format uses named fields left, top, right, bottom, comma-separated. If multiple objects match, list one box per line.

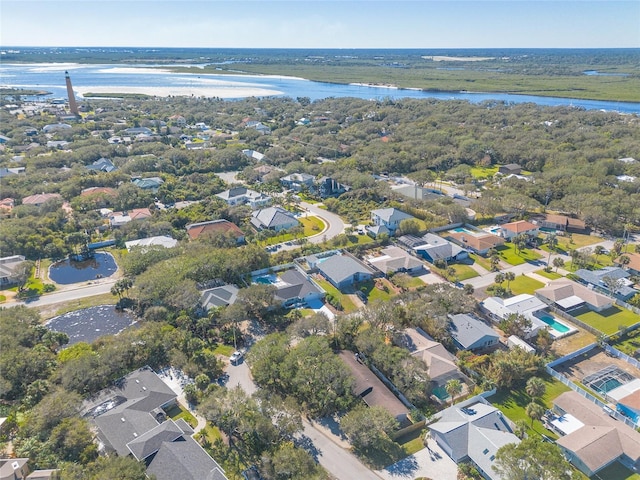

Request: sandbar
left=76, top=85, right=283, bottom=99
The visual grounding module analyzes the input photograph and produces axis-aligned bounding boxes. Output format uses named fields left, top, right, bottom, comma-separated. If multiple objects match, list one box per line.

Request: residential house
left=575, top=266, right=637, bottom=301
left=125, top=235, right=178, bottom=251
left=551, top=391, right=640, bottom=476
left=82, top=367, right=228, bottom=480
left=498, top=164, right=522, bottom=175
left=429, top=394, right=520, bottom=480
left=0, top=458, right=58, bottom=480
left=250, top=207, right=299, bottom=232
left=169, top=115, right=186, bottom=127
left=42, top=123, right=72, bottom=133
left=366, top=246, right=424, bottom=275
left=132, top=177, right=164, bottom=191
left=449, top=313, right=500, bottom=352
left=394, top=184, right=445, bottom=202
left=255, top=267, right=325, bottom=308
left=537, top=214, right=587, bottom=233
left=0, top=255, right=26, bottom=287
left=498, top=220, right=539, bottom=240
left=46, top=140, right=70, bottom=149
left=0, top=167, right=25, bottom=178
left=317, top=177, right=349, bottom=198
left=280, top=173, right=315, bottom=192
left=186, top=219, right=245, bottom=243
left=480, top=294, right=549, bottom=339
left=400, top=233, right=468, bottom=265
left=445, top=229, right=504, bottom=256
left=245, top=121, right=271, bottom=135
left=108, top=208, right=152, bottom=227
left=200, top=284, right=239, bottom=311
left=622, top=253, right=640, bottom=276
left=253, top=164, right=281, bottom=182
left=536, top=278, right=613, bottom=312
left=21, top=193, right=62, bottom=206
left=317, top=253, right=375, bottom=291
left=123, top=127, right=153, bottom=135
left=242, top=149, right=266, bottom=161
left=339, top=351, right=410, bottom=427
left=86, top=157, right=117, bottom=173
left=81, top=187, right=117, bottom=198
left=0, top=134, right=10, bottom=144
left=370, top=208, right=415, bottom=234
left=216, top=187, right=272, bottom=209
left=0, top=198, right=15, bottom=214
left=398, top=328, right=470, bottom=402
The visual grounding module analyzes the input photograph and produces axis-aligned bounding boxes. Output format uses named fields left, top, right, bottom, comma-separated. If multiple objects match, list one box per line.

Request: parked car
left=229, top=350, right=244, bottom=365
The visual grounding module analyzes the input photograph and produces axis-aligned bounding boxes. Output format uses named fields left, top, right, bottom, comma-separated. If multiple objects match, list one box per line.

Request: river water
left=2, top=63, right=639, bottom=114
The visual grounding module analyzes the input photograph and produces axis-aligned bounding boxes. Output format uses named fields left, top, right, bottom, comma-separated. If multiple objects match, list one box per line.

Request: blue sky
left=1, top=1, right=639, bottom=49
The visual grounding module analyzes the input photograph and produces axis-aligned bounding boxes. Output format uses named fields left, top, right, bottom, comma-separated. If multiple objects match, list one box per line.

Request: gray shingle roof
left=449, top=314, right=499, bottom=350
left=250, top=207, right=299, bottom=229
left=146, top=435, right=228, bottom=480
left=371, top=207, right=414, bottom=224
left=275, top=268, right=322, bottom=303
left=317, top=255, right=374, bottom=285
left=200, top=285, right=239, bottom=310
left=127, top=419, right=184, bottom=460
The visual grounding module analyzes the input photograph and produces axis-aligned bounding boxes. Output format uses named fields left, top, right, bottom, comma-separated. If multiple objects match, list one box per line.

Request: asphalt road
left=300, top=201, right=346, bottom=244
left=6, top=278, right=117, bottom=309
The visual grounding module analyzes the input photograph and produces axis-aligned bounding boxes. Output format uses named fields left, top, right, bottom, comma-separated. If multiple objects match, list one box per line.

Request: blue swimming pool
left=539, top=314, right=570, bottom=333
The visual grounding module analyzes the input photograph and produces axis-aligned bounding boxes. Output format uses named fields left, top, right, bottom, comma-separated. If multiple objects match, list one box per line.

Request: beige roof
left=447, top=230, right=504, bottom=251
left=554, top=391, right=640, bottom=473
left=502, top=220, right=538, bottom=233
left=620, top=253, right=640, bottom=273
left=22, top=192, right=62, bottom=205
left=536, top=279, right=612, bottom=309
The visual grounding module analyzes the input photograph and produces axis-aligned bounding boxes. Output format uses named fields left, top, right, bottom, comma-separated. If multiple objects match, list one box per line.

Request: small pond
left=49, top=251, right=118, bottom=284
left=46, top=305, right=136, bottom=345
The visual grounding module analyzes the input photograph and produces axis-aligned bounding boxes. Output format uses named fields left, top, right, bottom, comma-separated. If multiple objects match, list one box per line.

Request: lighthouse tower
left=65, top=71, right=79, bottom=116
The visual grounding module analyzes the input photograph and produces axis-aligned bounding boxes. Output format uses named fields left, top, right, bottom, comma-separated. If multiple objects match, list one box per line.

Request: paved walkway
left=377, top=439, right=457, bottom=480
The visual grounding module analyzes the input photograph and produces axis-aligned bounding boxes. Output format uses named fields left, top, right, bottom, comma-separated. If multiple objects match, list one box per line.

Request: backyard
left=314, top=278, right=358, bottom=313
left=496, top=243, right=543, bottom=266
left=488, top=374, right=571, bottom=439
left=573, top=305, right=640, bottom=336
left=506, top=274, right=545, bottom=295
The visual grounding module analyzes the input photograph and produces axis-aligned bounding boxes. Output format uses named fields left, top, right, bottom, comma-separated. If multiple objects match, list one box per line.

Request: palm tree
left=514, top=419, right=529, bottom=439
left=546, top=234, right=558, bottom=266
left=552, top=257, right=565, bottom=273
left=525, top=377, right=546, bottom=400
left=494, top=272, right=505, bottom=285
left=594, top=245, right=605, bottom=265
left=445, top=378, right=463, bottom=406
left=620, top=255, right=631, bottom=269
left=526, top=401, right=545, bottom=427
left=504, top=271, right=515, bottom=292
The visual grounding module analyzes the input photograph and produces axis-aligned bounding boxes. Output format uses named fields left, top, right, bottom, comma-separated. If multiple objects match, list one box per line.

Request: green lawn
left=165, top=403, right=198, bottom=428
left=359, top=279, right=396, bottom=303
left=196, top=424, right=223, bottom=446
left=315, top=278, right=358, bottom=313
left=261, top=216, right=325, bottom=246
left=611, top=328, right=640, bottom=356
left=506, top=275, right=545, bottom=295
left=469, top=253, right=493, bottom=272
left=591, top=461, right=640, bottom=480
left=395, top=428, right=426, bottom=456
left=434, top=263, right=479, bottom=281
left=496, top=244, right=542, bottom=266
left=0, top=295, right=5, bottom=303
left=573, top=305, right=640, bottom=335
left=489, top=374, right=571, bottom=439
left=535, top=269, right=563, bottom=280
left=469, top=165, right=499, bottom=179
left=212, top=344, right=235, bottom=356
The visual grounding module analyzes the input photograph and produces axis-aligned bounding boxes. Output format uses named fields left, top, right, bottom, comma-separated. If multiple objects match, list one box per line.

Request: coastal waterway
left=2, top=63, right=640, bottom=113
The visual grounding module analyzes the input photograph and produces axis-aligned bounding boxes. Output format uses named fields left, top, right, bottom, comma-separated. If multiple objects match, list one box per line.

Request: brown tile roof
left=620, top=253, right=640, bottom=273
left=554, top=391, right=640, bottom=473
left=81, top=187, right=117, bottom=196
left=22, top=192, right=62, bottom=205
left=109, top=208, right=152, bottom=221
left=447, top=231, right=504, bottom=251
left=186, top=219, right=244, bottom=241
left=543, top=214, right=586, bottom=230
left=502, top=220, right=538, bottom=233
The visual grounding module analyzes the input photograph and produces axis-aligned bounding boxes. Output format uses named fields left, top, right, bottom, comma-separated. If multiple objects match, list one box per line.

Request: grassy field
left=395, top=428, right=426, bottom=456
left=261, top=216, right=325, bottom=246
left=315, top=278, right=358, bottom=313
left=573, top=305, right=640, bottom=335
left=534, top=268, right=563, bottom=280
left=489, top=374, right=571, bottom=439
left=611, top=328, right=640, bottom=356
left=506, top=275, right=545, bottom=295
left=496, top=244, right=542, bottom=266
left=213, top=344, right=235, bottom=356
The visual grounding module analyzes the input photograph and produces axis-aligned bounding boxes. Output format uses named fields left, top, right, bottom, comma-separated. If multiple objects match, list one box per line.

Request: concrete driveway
left=377, top=440, right=457, bottom=480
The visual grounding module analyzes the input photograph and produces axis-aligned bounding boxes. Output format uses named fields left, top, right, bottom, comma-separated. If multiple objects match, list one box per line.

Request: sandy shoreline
left=76, top=85, right=283, bottom=99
